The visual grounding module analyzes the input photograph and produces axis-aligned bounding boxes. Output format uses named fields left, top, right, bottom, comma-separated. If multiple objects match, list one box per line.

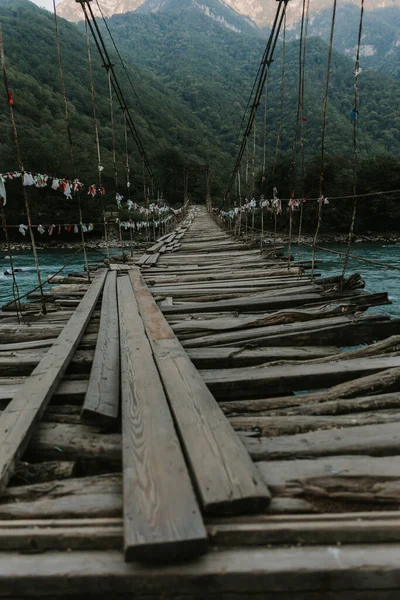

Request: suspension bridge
left=1, top=0, right=400, bottom=596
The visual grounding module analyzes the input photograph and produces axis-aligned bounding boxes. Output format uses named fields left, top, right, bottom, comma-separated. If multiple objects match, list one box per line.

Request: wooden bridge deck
left=1, top=206, right=400, bottom=597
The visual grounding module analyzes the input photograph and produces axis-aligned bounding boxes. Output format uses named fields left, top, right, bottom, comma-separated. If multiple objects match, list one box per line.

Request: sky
left=30, top=0, right=60, bottom=11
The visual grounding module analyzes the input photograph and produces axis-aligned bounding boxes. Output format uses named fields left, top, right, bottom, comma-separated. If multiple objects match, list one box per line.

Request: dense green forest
left=0, top=0, right=400, bottom=235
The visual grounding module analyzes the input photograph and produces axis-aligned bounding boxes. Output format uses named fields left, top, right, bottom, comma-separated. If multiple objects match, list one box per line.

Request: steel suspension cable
left=53, top=0, right=90, bottom=281
left=341, top=0, right=365, bottom=285
left=226, top=0, right=288, bottom=199
left=95, top=0, right=163, bottom=152
left=80, top=1, right=158, bottom=190
left=85, top=17, right=110, bottom=259
left=288, top=0, right=306, bottom=269
left=311, top=0, right=338, bottom=277
left=297, top=0, right=310, bottom=265
left=272, top=11, right=286, bottom=180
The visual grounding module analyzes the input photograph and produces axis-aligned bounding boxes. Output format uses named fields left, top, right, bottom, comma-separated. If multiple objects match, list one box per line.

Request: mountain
left=56, top=0, right=145, bottom=23
left=56, top=0, right=260, bottom=34
left=57, top=0, right=400, bottom=27
left=0, top=0, right=237, bottom=210
left=136, top=0, right=260, bottom=35
left=2, top=0, right=400, bottom=218
left=91, top=4, right=400, bottom=160
left=224, top=0, right=400, bottom=27
left=286, top=4, right=400, bottom=80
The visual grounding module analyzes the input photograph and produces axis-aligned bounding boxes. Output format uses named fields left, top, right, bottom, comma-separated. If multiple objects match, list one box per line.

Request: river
left=0, top=244, right=399, bottom=316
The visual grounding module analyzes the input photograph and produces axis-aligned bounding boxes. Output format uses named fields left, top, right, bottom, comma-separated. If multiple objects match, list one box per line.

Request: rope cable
left=0, top=25, right=47, bottom=314
left=95, top=0, right=163, bottom=152
left=123, top=108, right=135, bottom=257
left=0, top=203, right=23, bottom=321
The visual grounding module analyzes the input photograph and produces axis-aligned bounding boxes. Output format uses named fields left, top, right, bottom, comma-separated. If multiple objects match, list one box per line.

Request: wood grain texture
left=81, top=271, right=120, bottom=424
left=0, top=270, right=107, bottom=495
left=2, top=545, right=400, bottom=596
left=201, top=356, right=400, bottom=399
left=117, top=275, right=207, bottom=563
left=128, top=267, right=270, bottom=514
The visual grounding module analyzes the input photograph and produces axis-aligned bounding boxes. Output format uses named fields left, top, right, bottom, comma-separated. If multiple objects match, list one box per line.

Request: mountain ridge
left=56, top=0, right=400, bottom=26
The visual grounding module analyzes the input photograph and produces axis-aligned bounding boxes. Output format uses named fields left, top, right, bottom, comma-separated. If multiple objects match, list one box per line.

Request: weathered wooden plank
left=128, top=268, right=270, bottom=514
left=219, top=368, right=400, bottom=416
left=2, top=545, right=400, bottom=596
left=230, top=410, right=400, bottom=436
left=186, top=346, right=339, bottom=368
left=241, top=421, right=400, bottom=461
left=202, top=356, right=400, bottom=400
left=161, top=293, right=386, bottom=316
left=256, top=455, right=400, bottom=495
left=6, top=513, right=400, bottom=554
left=182, top=313, right=394, bottom=348
left=117, top=275, right=207, bottom=563
left=81, top=272, right=120, bottom=425
left=0, top=270, right=107, bottom=495
left=0, top=379, right=88, bottom=406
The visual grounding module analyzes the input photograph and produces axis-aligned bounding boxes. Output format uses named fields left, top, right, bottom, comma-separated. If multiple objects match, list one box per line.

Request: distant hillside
left=0, top=0, right=235, bottom=206
left=286, top=4, right=400, bottom=80
left=96, top=4, right=400, bottom=162
left=1, top=0, right=400, bottom=214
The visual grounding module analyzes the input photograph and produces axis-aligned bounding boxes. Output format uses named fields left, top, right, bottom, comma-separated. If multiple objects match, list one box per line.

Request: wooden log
left=219, top=367, right=400, bottom=416
left=0, top=379, right=89, bottom=408
left=265, top=392, right=400, bottom=417
left=186, top=346, right=339, bottom=369
left=161, top=292, right=389, bottom=316
left=0, top=349, right=94, bottom=377
left=117, top=275, right=207, bottom=563
left=1, top=544, right=400, bottom=597
left=0, top=322, right=99, bottom=344
left=241, top=420, right=400, bottom=461
left=0, top=475, right=123, bottom=520
left=182, top=314, right=396, bottom=349
left=174, top=307, right=352, bottom=339
left=257, top=455, right=400, bottom=497
left=27, top=422, right=121, bottom=463
left=0, top=270, right=107, bottom=495
left=230, top=410, right=400, bottom=437
left=129, top=268, right=270, bottom=514
left=48, top=276, right=90, bottom=285
left=81, top=272, right=120, bottom=425
left=201, top=356, right=400, bottom=400
left=12, top=460, right=76, bottom=486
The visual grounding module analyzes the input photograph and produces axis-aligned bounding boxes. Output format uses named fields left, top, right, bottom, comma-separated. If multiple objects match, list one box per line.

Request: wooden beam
left=0, top=270, right=107, bottom=495
left=81, top=272, right=120, bottom=425
left=202, top=356, right=400, bottom=400
left=1, top=545, right=400, bottom=596
left=117, top=275, right=207, bottom=563
left=128, top=268, right=270, bottom=514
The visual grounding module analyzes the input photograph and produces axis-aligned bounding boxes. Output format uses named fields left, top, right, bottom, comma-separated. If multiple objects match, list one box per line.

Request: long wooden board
left=128, top=268, right=271, bottom=514
left=81, top=272, right=120, bottom=424
left=117, top=275, right=207, bottom=563
left=0, top=269, right=107, bottom=495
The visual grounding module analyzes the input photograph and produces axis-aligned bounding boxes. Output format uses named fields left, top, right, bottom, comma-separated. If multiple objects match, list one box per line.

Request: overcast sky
left=30, top=0, right=60, bottom=12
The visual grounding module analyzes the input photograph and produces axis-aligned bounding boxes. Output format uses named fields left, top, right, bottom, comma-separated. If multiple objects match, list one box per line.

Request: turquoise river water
left=0, top=244, right=399, bottom=316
